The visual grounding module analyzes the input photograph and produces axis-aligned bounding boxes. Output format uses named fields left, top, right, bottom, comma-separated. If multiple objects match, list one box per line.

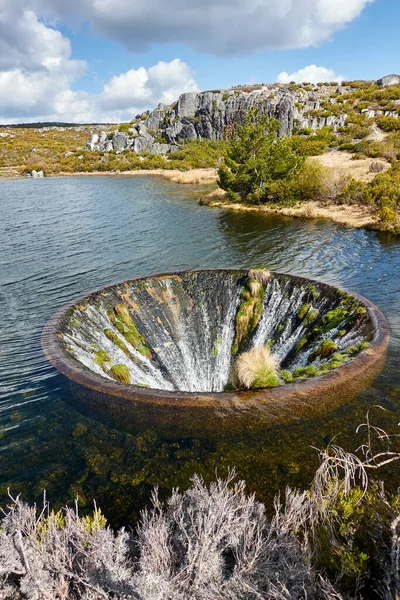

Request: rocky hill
left=87, top=76, right=400, bottom=155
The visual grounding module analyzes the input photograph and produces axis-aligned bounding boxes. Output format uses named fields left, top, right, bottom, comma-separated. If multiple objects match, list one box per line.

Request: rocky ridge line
left=86, top=76, right=400, bottom=155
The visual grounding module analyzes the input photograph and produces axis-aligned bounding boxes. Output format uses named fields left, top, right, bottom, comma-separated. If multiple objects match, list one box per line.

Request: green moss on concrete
left=296, top=335, right=309, bottom=352
left=298, top=303, right=311, bottom=320
left=106, top=308, right=116, bottom=324
left=304, top=308, right=318, bottom=326
left=104, top=328, right=130, bottom=355
left=251, top=371, right=279, bottom=389
left=109, top=364, right=131, bottom=384
left=309, top=284, right=320, bottom=300
left=321, top=306, right=349, bottom=332
left=232, top=273, right=267, bottom=355
left=107, top=304, right=152, bottom=360
left=294, top=365, right=319, bottom=378
left=281, top=369, right=293, bottom=383
left=347, top=341, right=370, bottom=356
left=94, top=350, right=111, bottom=367
left=319, top=339, right=338, bottom=358
left=326, top=352, right=346, bottom=369
left=211, top=336, right=222, bottom=358
left=114, top=303, right=132, bottom=325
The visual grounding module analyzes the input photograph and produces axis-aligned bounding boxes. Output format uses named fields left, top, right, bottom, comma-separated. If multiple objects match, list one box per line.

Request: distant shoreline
left=0, top=167, right=219, bottom=185
left=0, top=165, right=396, bottom=235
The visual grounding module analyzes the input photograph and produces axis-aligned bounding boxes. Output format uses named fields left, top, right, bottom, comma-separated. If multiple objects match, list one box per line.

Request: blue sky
left=0, top=0, right=398, bottom=123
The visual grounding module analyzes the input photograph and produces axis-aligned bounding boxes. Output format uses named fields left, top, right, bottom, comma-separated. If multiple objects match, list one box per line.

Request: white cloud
left=316, top=0, right=373, bottom=25
left=0, top=0, right=374, bottom=122
left=100, top=59, right=198, bottom=115
left=29, top=0, right=374, bottom=55
left=277, top=65, right=344, bottom=85
left=0, top=0, right=199, bottom=123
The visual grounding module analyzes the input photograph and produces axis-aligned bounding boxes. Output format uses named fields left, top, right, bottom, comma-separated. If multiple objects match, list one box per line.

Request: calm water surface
left=1, top=175, right=399, bottom=526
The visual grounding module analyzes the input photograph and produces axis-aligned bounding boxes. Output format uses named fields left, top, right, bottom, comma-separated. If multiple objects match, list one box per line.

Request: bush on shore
left=217, top=110, right=305, bottom=205
left=338, top=163, right=400, bottom=228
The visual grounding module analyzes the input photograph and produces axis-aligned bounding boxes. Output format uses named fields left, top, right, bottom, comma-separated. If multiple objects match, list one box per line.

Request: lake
left=1, top=175, right=399, bottom=527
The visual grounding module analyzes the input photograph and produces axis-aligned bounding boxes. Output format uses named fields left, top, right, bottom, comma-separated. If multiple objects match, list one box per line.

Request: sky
left=0, top=0, right=398, bottom=124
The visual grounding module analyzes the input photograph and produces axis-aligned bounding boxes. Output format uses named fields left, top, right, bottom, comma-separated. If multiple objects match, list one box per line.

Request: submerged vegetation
left=1, top=408, right=400, bottom=600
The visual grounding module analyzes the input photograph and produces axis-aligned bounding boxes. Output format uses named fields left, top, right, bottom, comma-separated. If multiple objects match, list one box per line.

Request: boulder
left=149, top=143, right=170, bottom=155
left=377, top=74, right=400, bottom=87
left=137, top=123, right=154, bottom=141
left=177, top=92, right=198, bottom=118
left=164, top=121, right=184, bottom=143
left=179, top=122, right=198, bottom=140
left=145, top=110, right=165, bottom=130
left=112, top=132, right=129, bottom=151
left=86, top=133, right=99, bottom=150
left=98, top=132, right=108, bottom=144
left=133, top=136, right=153, bottom=153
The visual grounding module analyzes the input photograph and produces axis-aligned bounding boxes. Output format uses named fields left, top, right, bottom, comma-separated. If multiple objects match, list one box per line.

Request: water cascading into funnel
left=56, top=269, right=379, bottom=393
left=41, top=269, right=389, bottom=439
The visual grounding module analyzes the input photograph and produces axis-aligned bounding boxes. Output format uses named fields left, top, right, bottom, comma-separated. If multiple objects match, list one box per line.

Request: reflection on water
left=0, top=175, right=399, bottom=527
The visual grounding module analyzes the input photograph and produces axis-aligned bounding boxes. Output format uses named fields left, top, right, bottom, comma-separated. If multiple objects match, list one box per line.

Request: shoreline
left=0, top=167, right=219, bottom=185
left=1, top=165, right=397, bottom=234
left=206, top=196, right=382, bottom=230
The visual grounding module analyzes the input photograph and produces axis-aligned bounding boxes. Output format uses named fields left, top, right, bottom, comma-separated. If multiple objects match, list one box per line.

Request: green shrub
left=379, top=205, right=398, bottom=225
left=296, top=159, right=332, bottom=201
left=298, top=127, right=313, bottom=136
left=169, top=139, right=228, bottom=168
left=339, top=164, right=400, bottom=210
left=377, top=116, right=400, bottom=132
left=217, top=109, right=304, bottom=205
left=292, top=136, right=328, bottom=156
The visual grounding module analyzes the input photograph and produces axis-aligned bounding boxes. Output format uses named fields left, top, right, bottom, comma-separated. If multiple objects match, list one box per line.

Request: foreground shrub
left=1, top=408, right=400, bottom=599
left=296, top=159, right=333, bottom=202
left=377, top=116, right=400, bottom=132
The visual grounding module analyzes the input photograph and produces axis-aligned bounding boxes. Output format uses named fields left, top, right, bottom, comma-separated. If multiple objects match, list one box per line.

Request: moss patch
left=231, top=272, right=268, bottom=355
left=107, top=304, right=151, bottom=359
left=109, top=364, right=131, bottom=384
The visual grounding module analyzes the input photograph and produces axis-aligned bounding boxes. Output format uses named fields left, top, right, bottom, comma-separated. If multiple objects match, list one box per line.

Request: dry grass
left=249, top=279, right=262, bottom=296
left=313, top=150, right=390, bottom=183
left=234, top=345, right=279, bottom=389
left=160, top=168, right=218, bottom=184
left=248, top=268, right=271, bottom=285
left=209, top=198, right=378, bottom=229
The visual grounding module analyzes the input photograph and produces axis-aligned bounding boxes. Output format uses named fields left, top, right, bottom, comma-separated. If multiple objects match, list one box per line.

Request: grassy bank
left=0, top=127, right=227, bottom=176
left=201, top=151, right=398, bottom=233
